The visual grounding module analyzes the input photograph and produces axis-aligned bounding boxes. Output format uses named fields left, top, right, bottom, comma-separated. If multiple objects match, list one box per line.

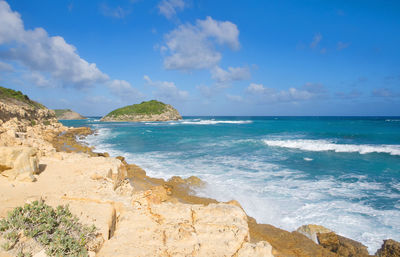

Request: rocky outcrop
left=101, top=100, right=182, bottom=122
left=0, top=146, right=39, bottom=182
left=0, top=98, right=55, bottom=125
left=317, top=232, right=370, bottom=257
left=375, top=239, right=400, bottom=257
left=97, top=195, right=274, bottom=257
left=297, top=224, right=332, bottom=244
left=54, top=109, right=86, bottom=120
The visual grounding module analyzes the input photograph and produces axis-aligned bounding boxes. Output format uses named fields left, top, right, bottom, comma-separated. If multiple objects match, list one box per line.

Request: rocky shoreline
left=0, top=98, right=399, bottom=256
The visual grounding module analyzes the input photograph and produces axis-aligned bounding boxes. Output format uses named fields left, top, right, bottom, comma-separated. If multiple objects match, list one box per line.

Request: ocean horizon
left=61, top=116, right=400, bottom=254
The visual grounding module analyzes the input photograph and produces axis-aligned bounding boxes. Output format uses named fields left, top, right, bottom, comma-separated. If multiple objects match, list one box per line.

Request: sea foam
left=263, top=139, right=400, bottom=156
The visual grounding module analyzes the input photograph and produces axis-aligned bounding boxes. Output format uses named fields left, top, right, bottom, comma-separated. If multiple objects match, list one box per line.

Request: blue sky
left=0, top=0, right=399, bottom=116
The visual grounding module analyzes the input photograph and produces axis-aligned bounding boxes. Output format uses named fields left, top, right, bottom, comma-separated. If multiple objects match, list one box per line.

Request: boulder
left=297, top=224, right=332, bottom=244
left=0, top=146, right=39, bottom=182
left=317, top=232, right=370, bottom=257
left=375, top=239, right=400, bottom=257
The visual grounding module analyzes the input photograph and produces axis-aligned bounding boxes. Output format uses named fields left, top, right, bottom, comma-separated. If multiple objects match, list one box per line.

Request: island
left=100, top=100, right=182, bottom=122
left=54, top=109, right=86, bottom=120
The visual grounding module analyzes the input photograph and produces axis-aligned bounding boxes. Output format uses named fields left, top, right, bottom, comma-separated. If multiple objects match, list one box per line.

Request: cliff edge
left=101, top=100, right=182, bottom=122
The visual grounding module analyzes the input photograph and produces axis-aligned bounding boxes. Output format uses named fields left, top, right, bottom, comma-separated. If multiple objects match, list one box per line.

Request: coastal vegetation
left=0, top=86, right=44, bottom=109
left=101, top=100, right=182, bottom=122
left=106, top=100, right=167, bottom=117
left=0, top=200, right=96, bottom=257
left=54, top=109, right=73, bottom=117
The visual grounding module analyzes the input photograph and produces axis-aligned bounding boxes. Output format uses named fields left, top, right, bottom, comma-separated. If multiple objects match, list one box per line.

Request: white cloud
left=157, top=0, right=185, bottom=19
left=211, top=66, right=250, bottom=86
left=144, top=75, right=188, bottom=101
left=310, top=33, right=322, bottom=48
left=162, top=16, right=240, bottom=70
left=246, top=82, right=325, bottom=103
left=0, top=0, right=109, bottom=88
left=0, top=61, right=13, bottom=71
left=108, top=79, right=143, bottom=100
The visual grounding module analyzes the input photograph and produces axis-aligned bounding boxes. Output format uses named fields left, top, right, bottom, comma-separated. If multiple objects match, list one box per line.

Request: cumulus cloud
left=310, top=33, right=322, bottom=48
left=0, top=0, right=109, bottom=88
left=162, top=16, right=240, bottom=70
left=144, top=75, right=188, bottom=101
left=211, top=66, right=250, bottom=87
left=108, top=79, right=143, bottom=100
left=158, top=0, right=185, bottom=19
left=246, top=82, right=326, bottom=103
left=0, top=0, right=139, bottom=101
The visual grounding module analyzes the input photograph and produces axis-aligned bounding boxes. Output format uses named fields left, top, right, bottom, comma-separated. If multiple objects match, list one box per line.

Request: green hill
left=0, top=86, right=45, bottom=109
left=101, top=100, right=181, bottom=122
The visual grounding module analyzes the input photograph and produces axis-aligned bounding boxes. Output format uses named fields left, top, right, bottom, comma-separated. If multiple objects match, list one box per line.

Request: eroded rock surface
left=317, top=232, right=370, bottom=257
left=375, top=239, right=400, bottom=257
left=98, top=197, right=273, bottom=257
left=297, top=224, right=332, bottom=244
left=0, top=146, right=39, bottom=181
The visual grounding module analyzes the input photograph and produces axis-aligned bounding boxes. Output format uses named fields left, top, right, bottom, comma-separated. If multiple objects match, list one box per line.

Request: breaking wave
left=263, top=139, right=400, bottom=156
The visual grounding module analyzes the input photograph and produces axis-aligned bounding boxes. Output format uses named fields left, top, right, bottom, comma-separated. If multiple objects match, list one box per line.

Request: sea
left=60, top=116, right=400, bottom=253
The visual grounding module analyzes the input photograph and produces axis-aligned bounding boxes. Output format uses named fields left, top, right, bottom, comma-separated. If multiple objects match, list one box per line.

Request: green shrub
left=0, top=200, right=96, bottom=257
left=43, top=120, right=50, bottom=126
left=30, top=120, right=36, bottom=126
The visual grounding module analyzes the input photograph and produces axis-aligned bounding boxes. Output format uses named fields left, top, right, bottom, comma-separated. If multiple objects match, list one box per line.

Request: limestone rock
left=297, top=224, right=332, bottom=244
left=0, top=146, right=39, bottom=181
left=375, top=239, right=400, bottom=257
left=98, top=200, right=274, bottom=257
left=237, top=241, right=274, bottom=257
left=317, top=232, right=370, bottom=257
left=247, top=217, right=338, bottom=257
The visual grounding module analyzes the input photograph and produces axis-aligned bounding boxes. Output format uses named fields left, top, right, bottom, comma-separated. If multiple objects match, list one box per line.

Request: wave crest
left=263, top=139, right=400, bottom=156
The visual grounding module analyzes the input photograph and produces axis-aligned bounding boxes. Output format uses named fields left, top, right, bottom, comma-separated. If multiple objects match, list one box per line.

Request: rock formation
left=101, top=100, right=182, bottom=122
left=0, top=146, right=39, bottom=182
left=375, top=239, right=400, bottom=257
left=317, top=232, right=370, bottom=257
left=53, top=109, right=86, bottom=120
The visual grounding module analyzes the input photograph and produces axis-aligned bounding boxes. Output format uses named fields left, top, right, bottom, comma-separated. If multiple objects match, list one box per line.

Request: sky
left=0, top=0, right=399, bottom=116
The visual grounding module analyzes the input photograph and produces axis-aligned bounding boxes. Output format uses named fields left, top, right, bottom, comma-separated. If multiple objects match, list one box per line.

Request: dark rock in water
left=375, top=239, right=400, bottom=257
left=317, top=232, right=370, bottom=257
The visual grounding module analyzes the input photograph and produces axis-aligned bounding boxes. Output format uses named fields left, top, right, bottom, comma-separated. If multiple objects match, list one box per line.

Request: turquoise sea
left=61, top=116, right=400, bottom=253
